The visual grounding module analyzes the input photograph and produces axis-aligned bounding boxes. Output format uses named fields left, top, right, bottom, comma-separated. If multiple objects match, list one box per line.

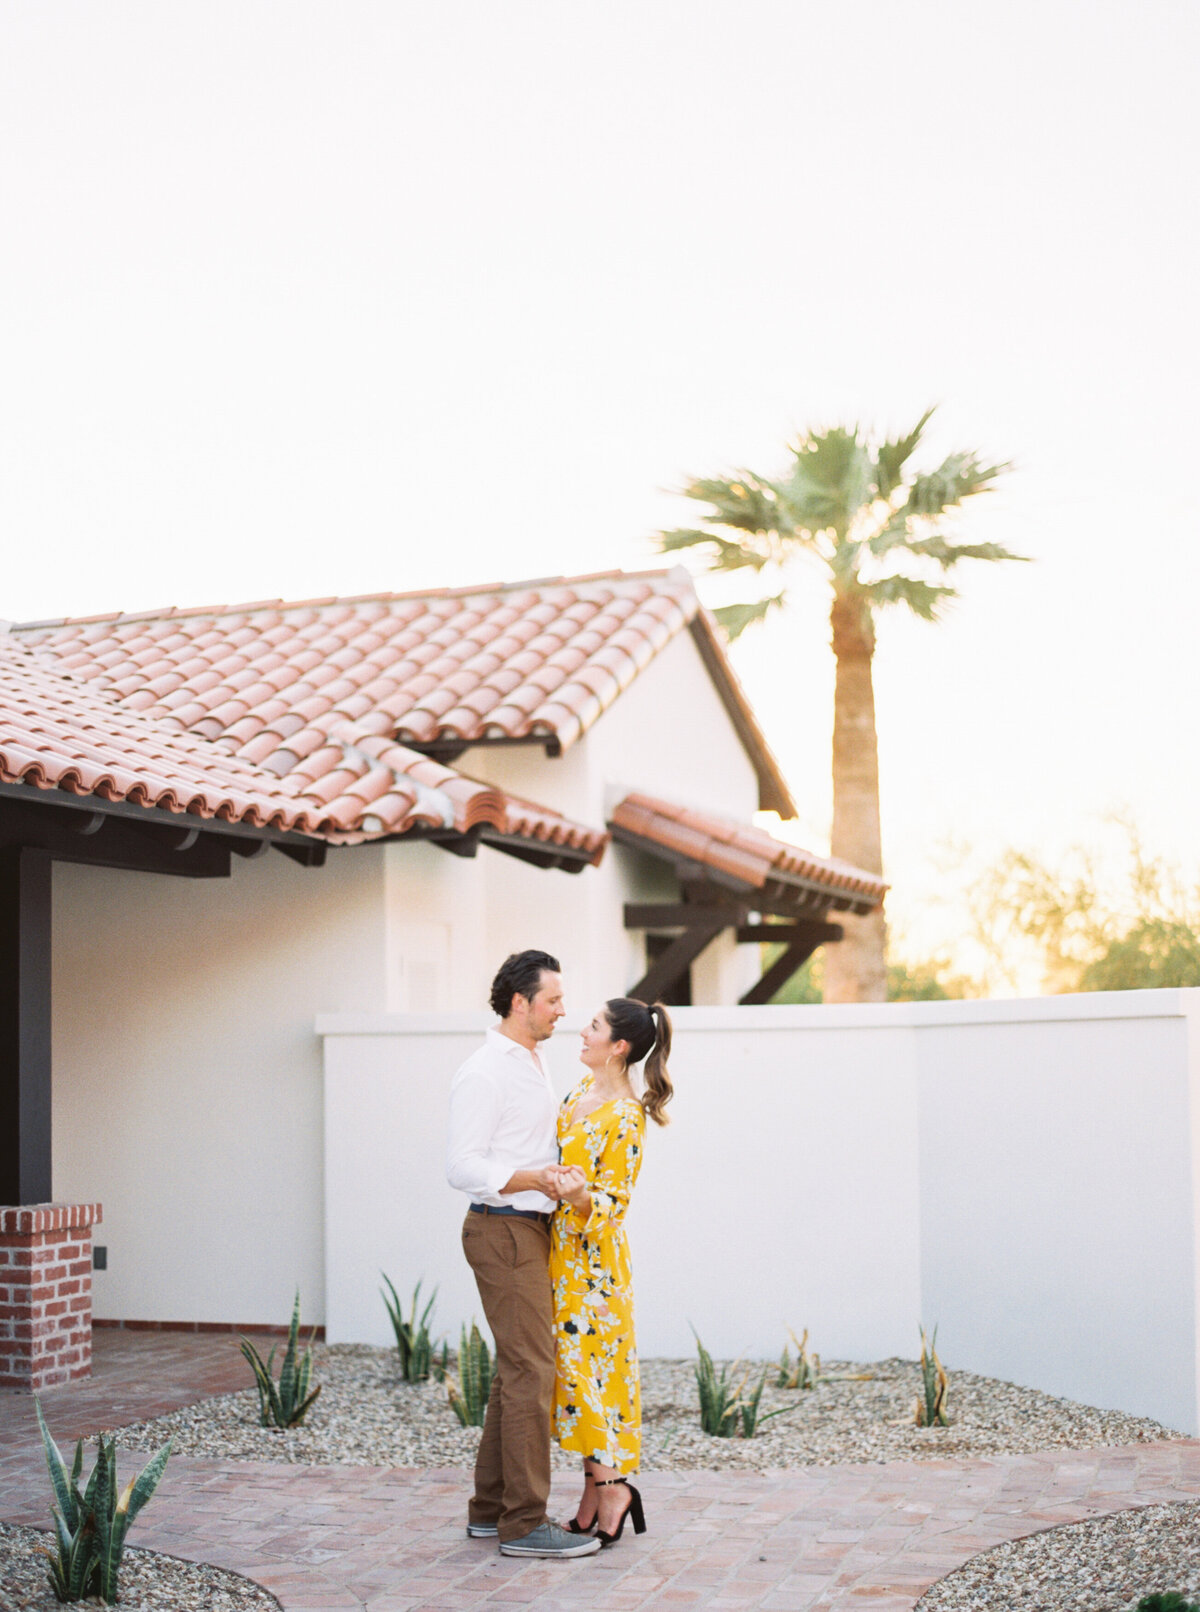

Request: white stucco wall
left=459, top=626, right=765, bottom=1006
left=52, top=847, right=387, bottom=1327
left=319, top=990, right=1200, bottom=1434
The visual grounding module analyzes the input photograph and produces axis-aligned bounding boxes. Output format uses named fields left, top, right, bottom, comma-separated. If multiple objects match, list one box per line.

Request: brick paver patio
left=3, top=1333, right=1199, bottom=1611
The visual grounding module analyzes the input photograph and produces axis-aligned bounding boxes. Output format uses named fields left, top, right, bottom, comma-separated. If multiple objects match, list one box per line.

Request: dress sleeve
left=564, top=1101, right=644, bottom=1239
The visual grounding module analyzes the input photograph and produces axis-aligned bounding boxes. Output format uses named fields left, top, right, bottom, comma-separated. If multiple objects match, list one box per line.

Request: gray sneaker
left=466, top=1520, right=499, bottom=1538
left=498, top=1521, right=602, bottom=1558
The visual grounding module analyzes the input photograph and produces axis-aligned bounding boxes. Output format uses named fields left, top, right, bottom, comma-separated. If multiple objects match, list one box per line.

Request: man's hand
left=530, top=1164, right=564, bottom=1198
left=499, top=1165, right=563, bottom=1198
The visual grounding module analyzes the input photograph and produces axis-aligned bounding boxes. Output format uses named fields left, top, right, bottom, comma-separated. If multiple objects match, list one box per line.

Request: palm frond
left=904, top=535, right=1031, bottom=568
left=655, top=528, right=772, bottom=573
left=863, top=576, right=958, bottom=620
left=902, top=452, right=1010, bottom=517
left=683, top=473, right=782, bottom=535
left=713, top=592, right=786, bottom=640
left=865, top=514, right=913, bottom=557
left=874, top=407, right=937, bottom=499
left=784, top=427, right=873, bottom=532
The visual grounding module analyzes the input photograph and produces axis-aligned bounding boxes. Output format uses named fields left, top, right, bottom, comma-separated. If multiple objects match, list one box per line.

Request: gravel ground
left=0, top=1521, right=279, bottom=1612
left=916, top=1500, right=1200, bottom=1611
left=97, top=1344, right=1182, bottom=1472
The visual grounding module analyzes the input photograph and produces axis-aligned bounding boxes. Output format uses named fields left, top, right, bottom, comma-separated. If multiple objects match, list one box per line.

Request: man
left=446, top=949, right=600, bottom=1559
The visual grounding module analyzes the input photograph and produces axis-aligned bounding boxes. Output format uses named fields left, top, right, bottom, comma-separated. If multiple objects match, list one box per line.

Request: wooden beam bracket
left=626, top=920, right=725, bottom=1005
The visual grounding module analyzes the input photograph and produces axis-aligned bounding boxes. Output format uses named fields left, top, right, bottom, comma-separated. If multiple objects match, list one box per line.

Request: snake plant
left=775, top=1327, right=820, bottom=1390
left=693, top=1330, right=803, bottom=1438
left=34, top=1397, right=172, bottom=1604
left=381, top=1274, right=438, bottom=1381
left=447, top=1322, right=492, bottom=1426
left=239, top=1289, right=321, bottom=1429
left=914, top=1324, right=949, bottom=1426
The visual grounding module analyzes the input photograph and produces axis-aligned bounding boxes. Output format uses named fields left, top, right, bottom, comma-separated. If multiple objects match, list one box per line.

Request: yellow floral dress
left=549, top=1076, right=645, bottom=1473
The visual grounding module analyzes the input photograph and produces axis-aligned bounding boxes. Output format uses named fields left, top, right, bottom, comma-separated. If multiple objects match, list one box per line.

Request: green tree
left=657, top=411, right=1023, bottom=1001
left=969, top=826, right=1200, bottom=993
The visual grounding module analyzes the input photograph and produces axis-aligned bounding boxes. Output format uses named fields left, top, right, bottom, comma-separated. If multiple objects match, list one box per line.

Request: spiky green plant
left=34, top=1398, right=172, bottom=1605
left=381, top=1275, right=438, bottom=1381
left=776, top=1327, right=820, bottom=1390
left=693, top=1331, right=742, bottom=1437
left=914, top=1324, right=949, bottom=1427
left=239, top=1290, right=321, bottom=1429
left=1135, top=1596, right=1200, bottom=1611
left=432, top=1340, right=450, bottom=1382
left=447, top=1322, right=492, bottom=1427
left=693, top=1332, right=801, bottom=1439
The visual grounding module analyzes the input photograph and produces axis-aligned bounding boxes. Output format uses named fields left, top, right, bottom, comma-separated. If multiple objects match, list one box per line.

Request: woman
left=548, top=996, right=673, bottom=1546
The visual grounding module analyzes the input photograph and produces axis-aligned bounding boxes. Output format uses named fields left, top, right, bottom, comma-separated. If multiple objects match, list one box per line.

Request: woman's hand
left=554, top=1164, right=591, bottom=1214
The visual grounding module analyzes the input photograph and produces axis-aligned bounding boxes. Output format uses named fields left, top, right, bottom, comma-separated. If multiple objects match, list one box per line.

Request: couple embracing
left=445, top=949, right=673, bottom=1560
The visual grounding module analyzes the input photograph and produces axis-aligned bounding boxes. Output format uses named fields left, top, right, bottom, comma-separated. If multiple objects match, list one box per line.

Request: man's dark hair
left=489, top=950, right=561, bottom=1019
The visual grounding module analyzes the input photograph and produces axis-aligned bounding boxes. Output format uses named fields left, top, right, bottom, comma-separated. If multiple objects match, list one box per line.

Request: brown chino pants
left=461, top=1210, right=555, bottom=1542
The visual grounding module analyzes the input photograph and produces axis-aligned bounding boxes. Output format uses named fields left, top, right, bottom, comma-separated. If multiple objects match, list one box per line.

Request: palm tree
left=656, top=410, right=1025, bottom=1002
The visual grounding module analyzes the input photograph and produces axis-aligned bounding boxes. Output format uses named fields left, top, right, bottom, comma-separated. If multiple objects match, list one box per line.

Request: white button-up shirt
left=446, top=1027, right=559, bottom=1213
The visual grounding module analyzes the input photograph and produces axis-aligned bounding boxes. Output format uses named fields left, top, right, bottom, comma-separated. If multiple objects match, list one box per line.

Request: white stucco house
left=0, top=568, right=884, bottom=1335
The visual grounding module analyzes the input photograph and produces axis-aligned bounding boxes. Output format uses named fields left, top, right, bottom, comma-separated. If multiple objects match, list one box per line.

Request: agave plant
left=34, top=1398, right=172, bottom=1605
left=447, top=1322, right=492, bottom=1427
left=381, top=1274, right=438, bottom=1382
left=239, top=1290, right=321, bottom=1429
left=1135, top=1595, right=1200, bottom=1611
left=914, top=1324, right=949, bottom=1427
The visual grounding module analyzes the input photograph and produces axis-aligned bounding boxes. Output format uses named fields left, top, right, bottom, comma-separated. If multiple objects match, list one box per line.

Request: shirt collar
left=487, top=1026, right=543, bottom=1063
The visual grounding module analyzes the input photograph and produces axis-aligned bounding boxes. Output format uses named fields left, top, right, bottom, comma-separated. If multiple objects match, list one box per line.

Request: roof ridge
left=11, top=566, right=694, bottom=632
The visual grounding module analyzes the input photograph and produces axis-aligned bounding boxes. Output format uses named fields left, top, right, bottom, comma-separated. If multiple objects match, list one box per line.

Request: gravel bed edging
left=916, top=1499, right=1200, bottom=1612
left=0, top=1520, right=281, bottom=1612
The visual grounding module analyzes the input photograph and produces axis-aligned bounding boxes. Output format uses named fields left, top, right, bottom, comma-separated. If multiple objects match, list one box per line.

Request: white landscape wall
left=52, top=848, right=388, bottom=1327
left=319, top=990, right=1200, bottom=1435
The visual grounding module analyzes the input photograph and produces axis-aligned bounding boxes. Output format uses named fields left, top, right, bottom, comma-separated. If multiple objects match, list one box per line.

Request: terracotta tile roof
left=609, top=793, right=888, bottom=909
left=0, top=632, right=607, bottom=862
left=14, top=568, right=796, bottom=817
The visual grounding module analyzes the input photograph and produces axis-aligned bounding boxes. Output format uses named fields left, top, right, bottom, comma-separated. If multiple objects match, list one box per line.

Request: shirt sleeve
left=563, top=1103, right=644, bottom=1240
left=446, top=1067, right=512, bottom=1199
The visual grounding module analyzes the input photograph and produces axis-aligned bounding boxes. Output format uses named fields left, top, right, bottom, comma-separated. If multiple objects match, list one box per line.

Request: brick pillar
left=0, top=1202, right=102, bottom=1389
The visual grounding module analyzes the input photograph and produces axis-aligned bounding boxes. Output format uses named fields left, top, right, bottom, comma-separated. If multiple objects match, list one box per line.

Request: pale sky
left=2, top=1, right=1197, bottom=977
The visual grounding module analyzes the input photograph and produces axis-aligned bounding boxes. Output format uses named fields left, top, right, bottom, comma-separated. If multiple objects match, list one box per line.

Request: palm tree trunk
left=823, top=592, right=887, bottom=1003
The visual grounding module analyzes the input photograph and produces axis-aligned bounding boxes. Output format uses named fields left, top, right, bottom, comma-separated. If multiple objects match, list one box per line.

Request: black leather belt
left=469, top=1203, right=552, bottom=1224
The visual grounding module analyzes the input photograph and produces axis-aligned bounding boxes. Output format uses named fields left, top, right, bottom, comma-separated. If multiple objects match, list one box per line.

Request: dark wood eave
left=0, top=778, right=329, bottom=877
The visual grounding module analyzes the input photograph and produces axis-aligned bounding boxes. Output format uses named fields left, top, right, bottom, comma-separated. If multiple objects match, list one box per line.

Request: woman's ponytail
left=641, top=1002, right=674, bottom=1127
left=604, top=996, right=675, bottom=1126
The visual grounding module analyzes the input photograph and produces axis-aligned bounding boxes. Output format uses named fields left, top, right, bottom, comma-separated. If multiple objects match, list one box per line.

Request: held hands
left=548, top=1163, right=590, bottom=1211
left=526, top=1163, right=589, bottom=1210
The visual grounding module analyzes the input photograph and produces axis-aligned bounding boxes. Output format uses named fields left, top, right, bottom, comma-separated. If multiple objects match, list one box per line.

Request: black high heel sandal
left=593, top=1477, right=646, bottom=1545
